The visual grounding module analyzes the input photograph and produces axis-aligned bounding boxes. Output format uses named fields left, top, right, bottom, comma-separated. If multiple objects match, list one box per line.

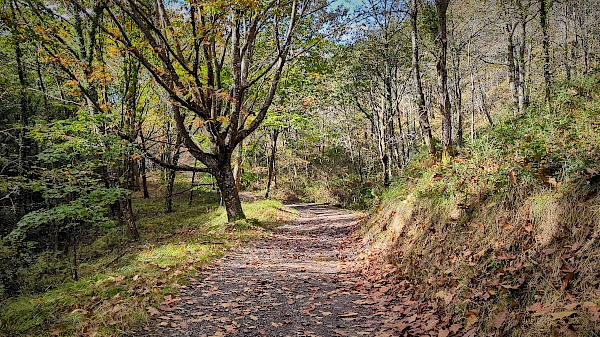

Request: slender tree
left=539, top=0, right=551, bottom=104
left=435, top=0, right=453, bottom=160
left=409, top=0, right=434, bottom=155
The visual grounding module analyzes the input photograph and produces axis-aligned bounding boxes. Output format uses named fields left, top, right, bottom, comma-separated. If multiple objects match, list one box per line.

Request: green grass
left=0, top=187, right=298, bottom=337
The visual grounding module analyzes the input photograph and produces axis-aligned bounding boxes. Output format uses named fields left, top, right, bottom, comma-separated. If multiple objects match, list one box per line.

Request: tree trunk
left=505, top=22, right=519, bottom=109
left=540, top=0, right=552, bottom=104
left=517, top=16, right=529, bottom=111
left=382, top=153, right=391, bottom=187
left=14, top=35, right=28, bottom=176
left=563, top=3, right=571, bottom=81
left=479, top=80, right=494, bottom=126
left=165, top=134, right=183, bottom=213
left=214, top=158, right=245, bottom=222
left=140, top=157, right=150, bottom=198
left=265, top=128, right=279, bottom=199
left=436, top=0, right=453, bottom=161
left=119, top=198, right=139, bottom=239
left=451, top=45, right=463, bottom=147
left=71, top=229, right=78, bottom=281
left=410, top=0, right=434, bottom=155
left=189, top=160, right=198, bottom=205
left=233, top=141, right=243, bottom=192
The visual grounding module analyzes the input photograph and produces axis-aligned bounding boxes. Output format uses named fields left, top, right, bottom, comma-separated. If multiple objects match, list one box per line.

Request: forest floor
left=128, top=204, right=414, bottom=337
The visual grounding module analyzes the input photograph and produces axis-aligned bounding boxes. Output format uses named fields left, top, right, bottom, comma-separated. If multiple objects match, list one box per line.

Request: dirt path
left=136, top=204, right=391, bottom=337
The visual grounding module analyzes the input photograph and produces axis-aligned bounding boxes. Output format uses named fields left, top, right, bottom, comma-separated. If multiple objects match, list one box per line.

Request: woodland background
left=1, top=0, right=600, bottom=335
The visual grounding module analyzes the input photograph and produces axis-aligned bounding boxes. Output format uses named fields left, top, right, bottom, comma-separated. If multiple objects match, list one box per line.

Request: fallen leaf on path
left=224, top=325, right=237, bottom=333
left=338, top=312, right=359, bottom=318
left=449, top=323, right=462, bottom=333
left=494, top=311, right=508, bottom=329
left=158, top=304, right=174, bottom=312
left=147, top=307, right=161, bottom=316
left=549, top=311, right=575, bottom=319
left=438, top=329, right=450, bottom=337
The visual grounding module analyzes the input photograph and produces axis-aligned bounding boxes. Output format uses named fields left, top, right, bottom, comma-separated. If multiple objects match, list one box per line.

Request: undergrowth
left=357, top=75, right=600, bottom=336
left=0, top=188, right=297, bottom=337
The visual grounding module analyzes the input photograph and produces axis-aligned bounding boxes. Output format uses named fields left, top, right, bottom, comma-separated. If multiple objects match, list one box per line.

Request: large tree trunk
left=214, top=157, right=245, bottom=222
left=410, top=0, right=434, bottom=155
left=435, top=0, right=452, bottom=160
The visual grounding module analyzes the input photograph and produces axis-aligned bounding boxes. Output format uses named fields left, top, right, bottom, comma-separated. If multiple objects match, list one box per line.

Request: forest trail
left=134, top=204, right=392, bottom=337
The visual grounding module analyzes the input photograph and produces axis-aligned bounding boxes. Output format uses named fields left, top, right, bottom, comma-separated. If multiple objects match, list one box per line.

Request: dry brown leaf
left=494, top=311, right=508, bottom=329
left=549, top=311, right=575, bottom=319
left=271, top=322, right=283, bottom=327
left=180, top=321, right=189, bottom=329
left=49, top=328, right=64, bottom=336
left=424, top=319, right=439, bottom=331
left=449, top=323, right=462, bottom=333
left=527, top=302, right=543, bottom=312
left=338, top=312, right=359, bottom=318
left=438, top=329, right=450, bottom=337
left=564, top=303, right=580, bottom=311
left=224, top=325, right=237, bottom=333
left=109, top=275, right=125, bottom=283
left=435, top=290, right=454, bottom=304
left=464, top=311, right=478, bottom=328
left=508, top=170, right=517, bottom=184
left=158, top=304, right=174, bottom=312
left=561, top=272, right=574, bottom=291
left=406, top=314, right=418, bottom=323
left=473, top=248, right=487, bottom=260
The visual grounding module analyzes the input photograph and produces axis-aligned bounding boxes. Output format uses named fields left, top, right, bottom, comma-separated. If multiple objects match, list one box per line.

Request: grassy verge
left=0, top=189, right=298, bottom=337
left=357, top=75, right=600, bottom=336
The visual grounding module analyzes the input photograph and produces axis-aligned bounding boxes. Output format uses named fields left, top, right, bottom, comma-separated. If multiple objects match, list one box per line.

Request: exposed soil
left=133, top=204, right=401, bottom=337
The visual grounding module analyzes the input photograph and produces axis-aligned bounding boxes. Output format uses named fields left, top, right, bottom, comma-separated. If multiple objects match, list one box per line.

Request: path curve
left=136, top=204, right=388, bottom=337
